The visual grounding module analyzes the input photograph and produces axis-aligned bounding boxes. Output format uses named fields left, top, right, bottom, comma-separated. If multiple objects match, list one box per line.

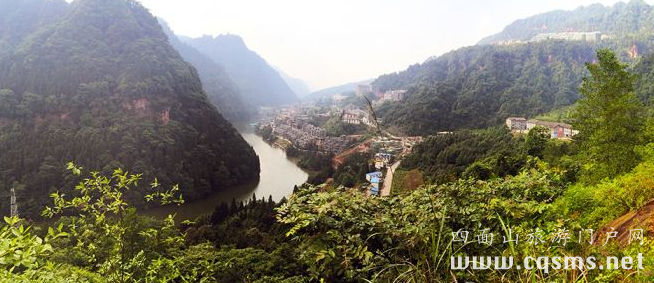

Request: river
left=144, top=124, right=308, bottom=221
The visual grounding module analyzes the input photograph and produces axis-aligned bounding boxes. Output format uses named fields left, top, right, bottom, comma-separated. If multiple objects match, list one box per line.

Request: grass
left=391, top=169, right=424, bottom=195
left=533, top=104, right=576, bottom=123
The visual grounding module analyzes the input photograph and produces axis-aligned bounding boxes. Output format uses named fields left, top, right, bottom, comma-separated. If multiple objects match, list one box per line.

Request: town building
left=366, top=171, right=383, bottom=196
left=526, top=119, right=578, bottom=139
left=505, top=117, right=527, bottom=131
left=316, top=135, right=352, bottom=154
left=369, top=177, right=381, bottom=196
left=381, top=90, right=406, bottom=102
left=374, top=153, right=393, bottom=169
left=341, top=109, right=375, bottom=127
left=493, top=39, right=526, bottom=46
left=272, top=120, right=350, bottom=153
left=506, top=117, right=578, bottom=139
left=356, top=84, right=381, bottom=96
left=530, top=31, right=602, bottom=43
left=366, top=171, right=383, bottom=182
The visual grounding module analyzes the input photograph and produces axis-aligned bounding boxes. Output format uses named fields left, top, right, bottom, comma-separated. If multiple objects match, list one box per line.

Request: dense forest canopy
left=372, top=0, right=654, bottom=136
left=478, top=0, right=654, bottom=45
left=374, top=42, right=596, bottom=135
left=634, top=52, right=654, bottom=108
left=0, top=0, right=69, bottom=49
left=0, top=0, right=260, bottom=217
left=184, top=35, right=299, bottom=106
left=400, top=127, right=527, bottom=183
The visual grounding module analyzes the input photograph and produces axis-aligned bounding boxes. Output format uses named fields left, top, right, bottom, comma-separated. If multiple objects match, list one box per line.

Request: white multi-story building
left=382, top=90, right=407, bottom=102
left=531, top=31, right=602, bottom=43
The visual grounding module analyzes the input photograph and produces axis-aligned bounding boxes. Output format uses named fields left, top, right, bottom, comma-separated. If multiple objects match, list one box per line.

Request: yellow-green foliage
left=391, top=169, right=424, bottom=195
left=553, top=161, right=654, bottom=228
left=277, top=166, right=566, bottom=282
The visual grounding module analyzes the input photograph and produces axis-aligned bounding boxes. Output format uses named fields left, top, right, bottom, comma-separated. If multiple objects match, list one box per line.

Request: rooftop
left=527, top=119, right=572, bottom=128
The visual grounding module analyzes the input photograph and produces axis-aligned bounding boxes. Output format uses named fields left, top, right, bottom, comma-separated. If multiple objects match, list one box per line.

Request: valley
left=1, top=0, right=654, bottom=282
left=145, top=124, right=308, bottom=221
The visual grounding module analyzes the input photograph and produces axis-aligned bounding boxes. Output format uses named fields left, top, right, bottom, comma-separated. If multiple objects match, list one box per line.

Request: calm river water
left=144, top=124, right=308, bottom=220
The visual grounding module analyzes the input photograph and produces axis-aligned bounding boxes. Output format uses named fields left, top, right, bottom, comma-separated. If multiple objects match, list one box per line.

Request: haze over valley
left=2, top=0, right=654, bottom=281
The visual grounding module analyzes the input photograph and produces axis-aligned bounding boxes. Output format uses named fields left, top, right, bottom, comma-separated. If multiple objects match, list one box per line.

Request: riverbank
left=143, top=124, right=309, bottom=221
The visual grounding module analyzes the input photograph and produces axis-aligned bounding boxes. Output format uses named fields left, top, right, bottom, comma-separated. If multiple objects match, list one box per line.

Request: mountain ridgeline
left=374, top=1, right=654, bottom=136
left=183, top=35, right=299, bottom=106
left=478, top=0, right=654, bottom=45
left=159, top=21, right=255, bottom=121
left=0, top=0, right=259, bottom=216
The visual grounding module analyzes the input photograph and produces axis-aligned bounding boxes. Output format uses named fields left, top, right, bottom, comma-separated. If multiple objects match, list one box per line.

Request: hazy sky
left=137, top=0, right=652, bottom=91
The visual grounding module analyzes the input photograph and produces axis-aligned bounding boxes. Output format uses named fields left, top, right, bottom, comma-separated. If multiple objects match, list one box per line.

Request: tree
left=43, top=163, right=185, bottom=283
left=571, top=48, right=645, bottom=182
left=525, top=126, right=550, bottom=158
left=462, top=161, right=494, bottom=180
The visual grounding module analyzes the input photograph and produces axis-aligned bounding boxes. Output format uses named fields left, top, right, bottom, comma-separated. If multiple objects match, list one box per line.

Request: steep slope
left=373, top=0, right=654, bottom=136
left=0, top=0, right=69, bottom=61
left=0, top=0, right=259, bottom=216
left=159, top=20, right=255, bottom=121
left=184, top=35, right=299, bottom=106
left=635, top=52, right=654, bottom=109
left=0, top=0, right=69, bottom=43
left=374, top=42, right=596, bottom=135
left=479, top=0, right=654, bottom=45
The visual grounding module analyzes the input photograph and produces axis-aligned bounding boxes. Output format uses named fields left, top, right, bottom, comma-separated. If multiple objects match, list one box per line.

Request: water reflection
left=144, top=124, right=308, bottom=220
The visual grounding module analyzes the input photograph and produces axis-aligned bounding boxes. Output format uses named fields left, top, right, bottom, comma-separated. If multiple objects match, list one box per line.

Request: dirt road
left=381, top=160, right=401, bottom=196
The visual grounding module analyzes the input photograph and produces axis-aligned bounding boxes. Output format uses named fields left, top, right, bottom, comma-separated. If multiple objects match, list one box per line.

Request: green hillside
left=0, top=0, right=260, bottom=216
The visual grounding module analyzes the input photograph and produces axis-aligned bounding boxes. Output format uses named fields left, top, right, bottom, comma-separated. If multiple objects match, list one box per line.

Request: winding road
left=381, top=160, right=401, bottom=196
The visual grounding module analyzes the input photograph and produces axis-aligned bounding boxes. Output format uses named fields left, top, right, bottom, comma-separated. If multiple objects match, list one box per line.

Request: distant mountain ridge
left=183, top=34, right=299, bottom=106
left=159, top=20, right=256, bottom=121
left=370, top=0, right=654, bottom=136
left=478, top=0, right=654, bottom=45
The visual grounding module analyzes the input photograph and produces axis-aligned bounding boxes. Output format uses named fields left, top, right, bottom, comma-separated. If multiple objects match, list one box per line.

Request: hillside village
left=256, top=91, right=422, bottom=197
left=257, top=80, right=586, bottom=198
left=506, top=117, right=579, bottom=139
left=494, top=31, right=606, bottom=45
left=4, top=0, right=654, bottom=281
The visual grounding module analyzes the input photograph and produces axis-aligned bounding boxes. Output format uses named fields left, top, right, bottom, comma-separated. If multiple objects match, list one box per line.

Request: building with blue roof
left=366, top=171, right=382, bottom=182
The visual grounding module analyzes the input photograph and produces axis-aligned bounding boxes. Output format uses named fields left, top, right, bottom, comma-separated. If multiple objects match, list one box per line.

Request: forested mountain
left=184, top=35, right=299, bottom=106
left=374, top=42, right=596, bottom=135
left=635, top=52, right=654, bottom=107
left=159, top=20, right=255, bottom=121
left=373, top=0, right=654, bottom=136
left=0, top=0, right=259, bottom=216
left=479, top=0, right=654, bottom=45
left=0, top=0, right=69, bottom=48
